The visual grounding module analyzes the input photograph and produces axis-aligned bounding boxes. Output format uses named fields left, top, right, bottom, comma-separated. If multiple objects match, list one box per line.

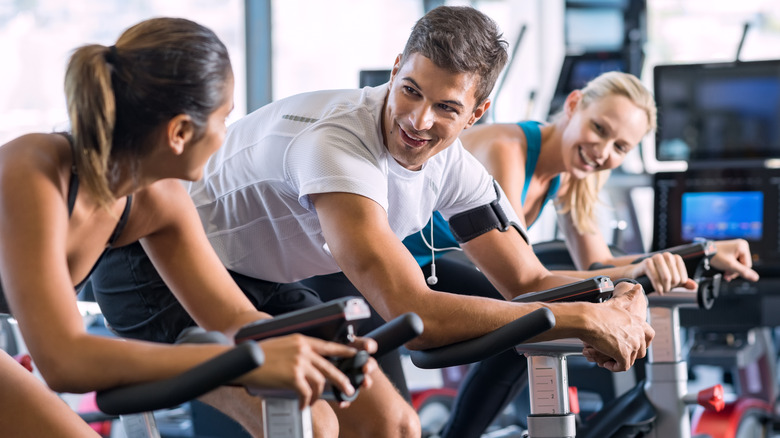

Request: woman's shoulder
left=462, top=123, right=526, bottom=158
left=132, top=179, right=190, bottom=209
left=116, top=179, right=194, bottom=245
left=0, top=133, right=71, bottom=186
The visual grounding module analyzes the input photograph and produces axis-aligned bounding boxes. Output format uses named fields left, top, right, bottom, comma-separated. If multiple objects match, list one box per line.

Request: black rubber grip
left=96, top=342, right=264, bottom=415
left=409, top=307, right=555, bottom=369
left=234, top=296, right=371, bottom=344
left=364, top=313, right=424, bottom=358
left=512, top=276, right=614, bottom=304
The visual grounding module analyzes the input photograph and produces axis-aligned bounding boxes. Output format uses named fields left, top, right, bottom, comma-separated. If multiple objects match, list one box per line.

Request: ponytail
left=64, top=44, right=117, bottom=208
left=556, top=170, right=611, bottom=235
left=62, top=18, right=232, bottom=208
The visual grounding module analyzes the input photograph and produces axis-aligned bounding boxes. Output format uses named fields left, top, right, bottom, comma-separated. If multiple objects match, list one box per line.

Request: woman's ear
left=167, top=114, right=194, bottom=156
left=563, top=89, right=583, bottom=118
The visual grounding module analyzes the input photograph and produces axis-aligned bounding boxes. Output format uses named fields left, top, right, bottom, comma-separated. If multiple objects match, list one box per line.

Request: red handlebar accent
left=568, top=386, right=580, bottom=414
left=14, top=354, right=33, bottom=373
left=698, top=384, right=725, bottom=412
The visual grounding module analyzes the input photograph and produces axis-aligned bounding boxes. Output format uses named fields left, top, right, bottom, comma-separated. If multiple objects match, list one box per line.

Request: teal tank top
left=402, top=121, right=561, bottom=266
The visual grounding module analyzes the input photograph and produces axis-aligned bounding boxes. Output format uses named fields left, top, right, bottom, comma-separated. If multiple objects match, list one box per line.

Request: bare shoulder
left=461, top=123, right=525, bottom=162
left=118, top=179, right=196, bottom=243
left=0, top=133, right=70, bottom=195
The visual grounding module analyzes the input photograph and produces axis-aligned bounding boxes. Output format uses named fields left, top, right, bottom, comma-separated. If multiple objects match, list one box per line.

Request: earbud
left=427, top=262, right=438, bottom=285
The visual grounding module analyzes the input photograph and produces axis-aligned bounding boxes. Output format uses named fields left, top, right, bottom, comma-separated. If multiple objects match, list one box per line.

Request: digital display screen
left=654, top=60, right=780, bottom=161
left=565, top=8, right=625, bottom=52
left=681, top=191, right=763, bottom=241
left=568, top=58, right=625, bottom=91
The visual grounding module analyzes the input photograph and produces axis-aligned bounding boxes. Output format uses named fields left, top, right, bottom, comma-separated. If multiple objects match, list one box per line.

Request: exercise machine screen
left=653, top=167, right=780, bottom=276
left=654, top=59, right=780, bottom=162
left=681, top=191, right=763, bottom=241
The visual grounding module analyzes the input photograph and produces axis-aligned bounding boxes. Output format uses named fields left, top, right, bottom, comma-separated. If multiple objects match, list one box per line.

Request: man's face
left=382, top=53, right=489, bottom=171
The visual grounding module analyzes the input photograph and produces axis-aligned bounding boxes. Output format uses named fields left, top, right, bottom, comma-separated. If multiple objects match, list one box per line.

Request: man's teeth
left=407, top=131, right=424, bottom=141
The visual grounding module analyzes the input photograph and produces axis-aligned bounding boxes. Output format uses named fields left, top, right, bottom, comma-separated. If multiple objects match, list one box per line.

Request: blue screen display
left=682, top=191, right=763, bottom=241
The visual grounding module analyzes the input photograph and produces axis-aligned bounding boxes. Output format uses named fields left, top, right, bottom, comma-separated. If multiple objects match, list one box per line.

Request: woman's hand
left=712, top=239, right=759, bottom=282
left=244, top=334, right=368, bottom=409
left=628, top=252, right=697, bottom=294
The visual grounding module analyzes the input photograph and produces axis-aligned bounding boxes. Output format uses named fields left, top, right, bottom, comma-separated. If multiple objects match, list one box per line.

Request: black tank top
left=0, top=133, right=132, bottom=314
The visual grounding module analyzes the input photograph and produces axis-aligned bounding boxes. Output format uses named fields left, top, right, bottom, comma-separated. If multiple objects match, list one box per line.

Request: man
left=92, top=6, right=653, bottom=437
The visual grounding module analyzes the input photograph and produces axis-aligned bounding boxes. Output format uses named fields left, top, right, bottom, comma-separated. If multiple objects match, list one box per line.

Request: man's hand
left=627, top=252, right=697, bottom=294
left=579, top=282, right=654, bottom=372
left=712, top=239, right=759, bottom=282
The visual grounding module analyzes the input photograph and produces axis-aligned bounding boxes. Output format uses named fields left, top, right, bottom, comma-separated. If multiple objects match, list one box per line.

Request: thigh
left=227, top=270, right=324, bottom=317
left=330, top=365, right=420, bottom=438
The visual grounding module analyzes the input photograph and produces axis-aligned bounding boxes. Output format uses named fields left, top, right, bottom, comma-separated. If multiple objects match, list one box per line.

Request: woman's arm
left=0, top=138, right=359, bottom=401
left=556, top=205, right=698, bottom=293
left=128, top=179, right=268, bottom=337
left=0, top=138, right=233, bottom=393
left=0, top=352, right=101, bottom=437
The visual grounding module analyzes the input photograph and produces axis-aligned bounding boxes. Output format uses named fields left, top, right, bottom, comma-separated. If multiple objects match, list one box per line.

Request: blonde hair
left=555, top=71, right=656, bottom=234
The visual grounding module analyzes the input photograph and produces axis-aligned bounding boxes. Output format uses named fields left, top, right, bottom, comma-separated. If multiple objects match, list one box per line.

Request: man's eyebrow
left=402, top=77, right=465, bottom=109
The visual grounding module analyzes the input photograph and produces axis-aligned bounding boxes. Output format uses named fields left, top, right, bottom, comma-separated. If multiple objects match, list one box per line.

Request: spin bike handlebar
left=233, top=296, right=423, bottom=402
left=364, top=312, right=425, bottom=358
left=409, top=307, right=555, bottom=369
left=97, top=297, right=422, bottom=414
left=633, top=240, right=720, bottom=309
left=96, top=341, right=264, bottom=415
left=409, top=277, right=612, bottom=369
left=410, top=240, right=722, bottom=369
left=408, top=277, right=611, bottom=369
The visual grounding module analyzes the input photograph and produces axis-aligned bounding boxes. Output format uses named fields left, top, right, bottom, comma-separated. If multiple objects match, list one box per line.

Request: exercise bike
left=96, top=296, right=428, bottom=438
left=411, top=240, right=774, bottom=438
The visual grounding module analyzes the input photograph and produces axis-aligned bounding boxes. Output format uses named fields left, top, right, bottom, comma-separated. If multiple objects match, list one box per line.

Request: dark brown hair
left=400, top=6, right=508, bottom=108
left=64, top=17, right=232, bottom=207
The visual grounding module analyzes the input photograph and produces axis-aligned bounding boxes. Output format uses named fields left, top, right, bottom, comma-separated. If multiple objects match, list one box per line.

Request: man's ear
left=389, top=54, right=402, bottom=84
left=564, top=90, right=583, bottom=118
left=167, top=114, right=194, bottom=156
left=465, top=99, right=491, bottom=128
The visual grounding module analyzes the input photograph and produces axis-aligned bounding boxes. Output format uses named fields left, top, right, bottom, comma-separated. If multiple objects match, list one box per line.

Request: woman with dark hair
left=0, top=17, right=369, bottom=437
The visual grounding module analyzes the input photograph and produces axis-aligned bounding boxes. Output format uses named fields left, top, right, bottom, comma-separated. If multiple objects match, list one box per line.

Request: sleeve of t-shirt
left=285, top=122, right=389, bottom=213
left=436, top=144, right=529, bottom=243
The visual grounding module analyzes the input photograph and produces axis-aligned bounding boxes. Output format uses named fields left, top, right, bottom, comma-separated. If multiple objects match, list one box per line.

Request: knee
left=396, top=402, right=422, bottom=438
left=311, top=400, right=339, bottom=438
left=374, top=401, right=421, bottom=438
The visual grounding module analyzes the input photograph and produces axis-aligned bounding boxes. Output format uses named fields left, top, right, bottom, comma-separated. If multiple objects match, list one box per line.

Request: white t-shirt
left=186, top=84, right=525, bottom=283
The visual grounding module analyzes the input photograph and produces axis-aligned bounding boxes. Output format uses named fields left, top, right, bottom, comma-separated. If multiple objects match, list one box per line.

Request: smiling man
left=91, top=6, right=654, bottom=438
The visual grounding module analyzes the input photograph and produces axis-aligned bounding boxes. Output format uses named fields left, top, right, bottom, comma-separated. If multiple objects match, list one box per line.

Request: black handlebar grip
left=331, top=350, right=370, bottom=403
left=629, top=273, right=719, bottom=310
left=97, top=342, right=264, bottom=415
left=364, top=313, right=424, bottom=358
left=512, top=276, right=614, bottom=304
left=409, top=307, right=555, bottom=369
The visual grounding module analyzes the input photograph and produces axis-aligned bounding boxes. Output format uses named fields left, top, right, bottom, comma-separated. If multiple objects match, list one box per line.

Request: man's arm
left=311, top=191, right=654, bottom=371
